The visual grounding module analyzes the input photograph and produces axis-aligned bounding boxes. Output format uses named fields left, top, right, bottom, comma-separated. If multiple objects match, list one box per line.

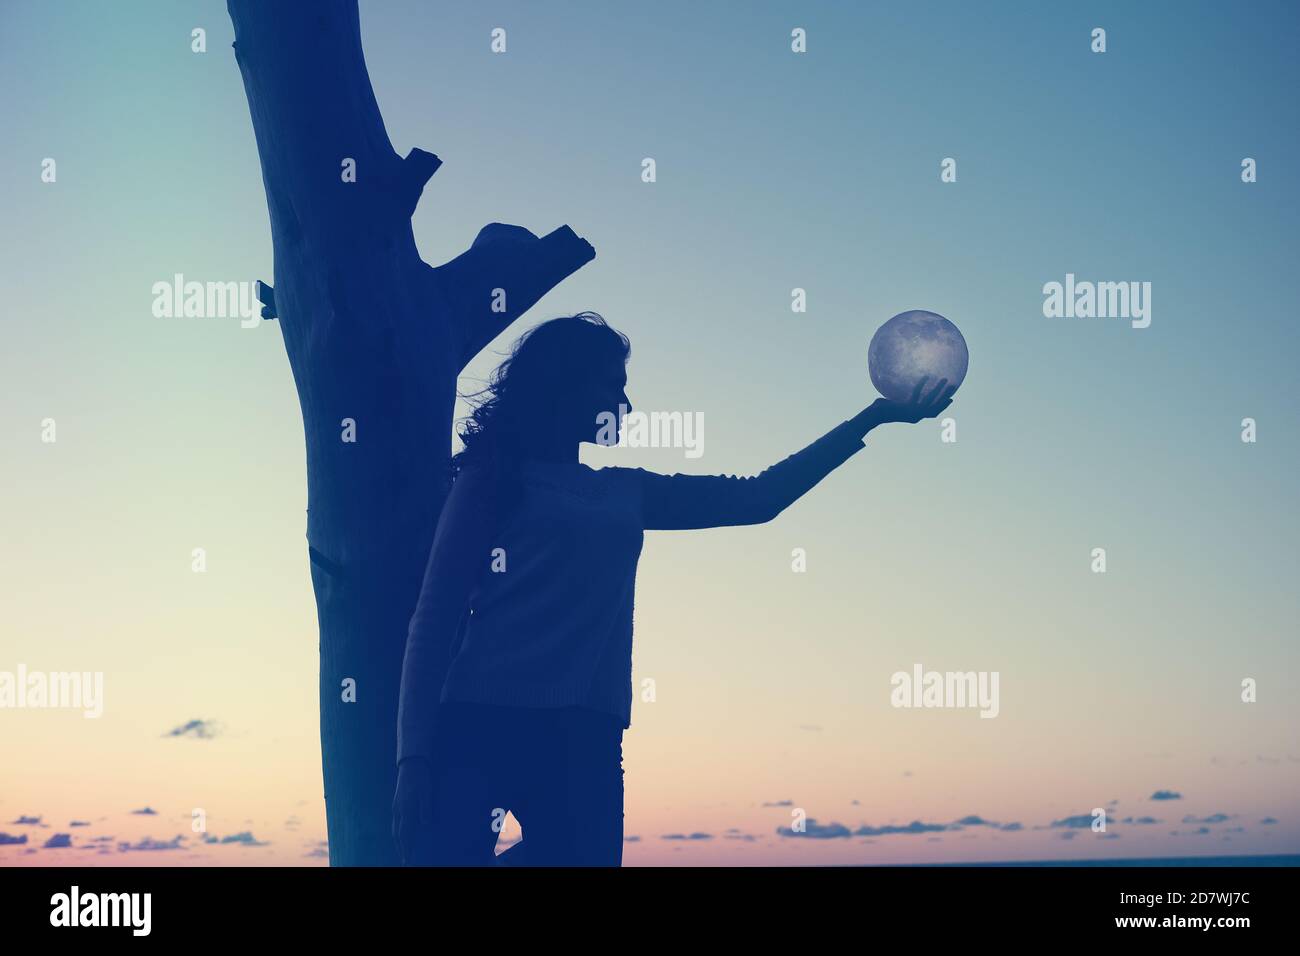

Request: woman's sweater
left=396, top=417, right=868, bottom=764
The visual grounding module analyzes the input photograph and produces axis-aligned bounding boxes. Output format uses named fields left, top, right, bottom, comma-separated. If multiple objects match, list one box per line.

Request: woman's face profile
left=577, top=356, right=631, bottom=445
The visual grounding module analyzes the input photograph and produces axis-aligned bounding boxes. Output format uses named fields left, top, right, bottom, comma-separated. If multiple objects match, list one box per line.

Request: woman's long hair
left=452, top=312, right=631, bottom=482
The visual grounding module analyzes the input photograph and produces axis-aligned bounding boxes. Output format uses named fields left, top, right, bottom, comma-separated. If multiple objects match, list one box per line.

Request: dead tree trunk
left=227, top=0, right=594, bottom=866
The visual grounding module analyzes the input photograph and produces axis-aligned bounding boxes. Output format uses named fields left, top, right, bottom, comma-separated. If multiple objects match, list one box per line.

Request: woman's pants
left=415, top=700, right=625, bottom=867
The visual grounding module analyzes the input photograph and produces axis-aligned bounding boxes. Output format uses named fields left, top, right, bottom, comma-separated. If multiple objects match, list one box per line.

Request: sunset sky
left=2, top=0, right=1297, bottom=866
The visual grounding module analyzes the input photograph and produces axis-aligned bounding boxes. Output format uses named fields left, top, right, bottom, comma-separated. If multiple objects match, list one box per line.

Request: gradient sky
left=2, top=0, right=1297, bottom=866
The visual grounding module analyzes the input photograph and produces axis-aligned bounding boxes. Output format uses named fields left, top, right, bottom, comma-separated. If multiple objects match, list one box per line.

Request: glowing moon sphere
left=868, top=310, right=969, bottom=402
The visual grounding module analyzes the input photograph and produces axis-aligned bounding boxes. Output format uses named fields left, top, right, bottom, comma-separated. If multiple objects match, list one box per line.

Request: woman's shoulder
left=447, top=462, right=508, bottom=509
left=591, top=465, right=660, bottom=502
left=454, top=460, right=495, bottom=482
left=451, top=461, right=494, bottom=488
left=594, top=464, right=686, bottom=486
left=591, top=464, right=648, bottom=483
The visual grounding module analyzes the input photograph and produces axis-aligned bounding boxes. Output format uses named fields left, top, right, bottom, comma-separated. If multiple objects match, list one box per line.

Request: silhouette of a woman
left=392, top=312, right=954, bottom=866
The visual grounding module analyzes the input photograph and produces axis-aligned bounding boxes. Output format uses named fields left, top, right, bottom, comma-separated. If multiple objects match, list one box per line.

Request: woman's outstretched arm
left=634, top=377, right=954, bottom=531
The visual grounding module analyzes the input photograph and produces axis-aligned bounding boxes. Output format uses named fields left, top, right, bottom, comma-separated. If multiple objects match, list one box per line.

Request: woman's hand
left=868, top=376, right=956, bottom=425
left=392, top=756, right=435, bottom=865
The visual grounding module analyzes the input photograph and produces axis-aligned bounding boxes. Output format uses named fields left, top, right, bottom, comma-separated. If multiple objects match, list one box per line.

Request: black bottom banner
left=0, top=860, right=1289, bottom=942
